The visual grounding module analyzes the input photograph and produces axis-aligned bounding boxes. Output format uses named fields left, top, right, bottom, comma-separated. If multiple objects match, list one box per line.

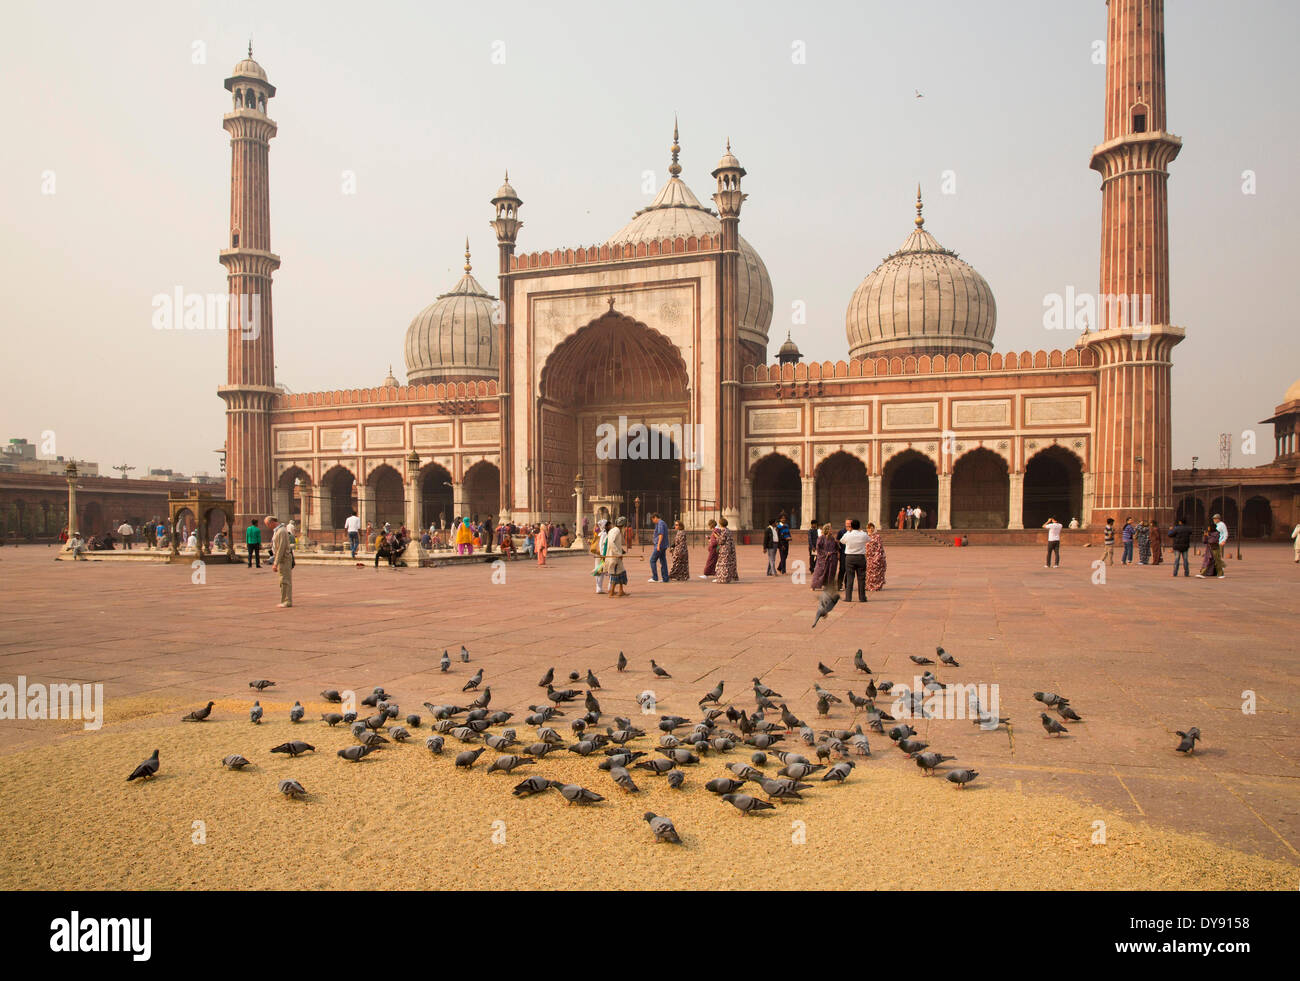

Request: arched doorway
left=368, top=464, right=405, bottom=529
left=463, top=462, right=500, bottom=522
left=951, top=449, right=1009, bottom=528
left=751, top=453, right=801, bottom=529
left=420, top=463, right=454, bottom=529
left=884, top=450, right=938, bottom=528
left=539, top=309, right=691, bottom=525
left=1241, top=496, right=1273, bottom=539
left=1208, top=496, right=1240, bottom=538
left=322, top=465, right=357, bottom=530
left=815, top=452, right=868, bottom=528
left=1023, top=447, right=1083, bottom=529
left=275, top=466, right=310, bottom=528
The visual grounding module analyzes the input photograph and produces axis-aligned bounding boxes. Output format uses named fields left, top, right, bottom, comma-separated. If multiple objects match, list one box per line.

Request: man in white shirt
left=841, top=518, right=871, bottom=602
left=117, top=521, right=133, bottom=549
left=1043, top=517, right=1063, bottom=568
left=1212, top=513, right=1228, bottom=578
left=344, top=510, right=362, bottom=558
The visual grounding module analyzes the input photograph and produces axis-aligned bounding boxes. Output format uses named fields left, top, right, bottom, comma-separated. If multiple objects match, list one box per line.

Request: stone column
left=64, top=470, right=79, bottom=544
left=453, top=483, right=469, bottom=520
left=405, top=476, right=421, bottom=533
left=800, top=476, right=815, bottom=528
left=272, top=485, right=291, bottom=525
left=313, top=485, right=332, bottom=537
left=573, top=474, right=585, bottom=542
left=868, top=474, right=882, bottom=530
left=937, top=473, right=953, bottom=531
left=1081, top=472, right=1094, bottom=529
left=739, top=477, right=753, bottom=533
left=357, top=484, right=375, bottom=538
left=1008, top=472, right=1025, bottom=529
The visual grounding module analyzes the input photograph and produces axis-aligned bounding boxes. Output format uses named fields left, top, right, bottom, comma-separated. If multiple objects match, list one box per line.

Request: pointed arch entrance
left=1023, top=447, right=1083, bottom=528
left=538, top=307, right=692, bottom=524
left=951, top=448, right=1010, bottom=528
left=750, top=453, right=801, bottom=529
left=815, top=452, right=867, bottom=527
left=884, top=450, right=938, bottom=527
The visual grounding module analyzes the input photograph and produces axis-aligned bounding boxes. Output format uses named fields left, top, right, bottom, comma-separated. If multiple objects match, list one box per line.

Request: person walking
left=776, top=513, right=791, bottom=574
left=604, top=517, right=628, bottom=597
left=245, top=518, right=262, bottom=569
left=1043, top=516, right=1063, bottom=568
left=344, top=510, right=361, bottom=559
left=1212, top=513, right=1228, bottom=578
left=1120, top=517, right=1135, bottom=565
left=700, top=518, right=719, bottom=579
left=712, top=518, right=739, bottom=583
left=1169, top=515, right=1192, bottom=577
left=648, top=512, right=669, bottom=583
left=668, top=520, right=690, bottom=581
left=536, top=522, right=549, bottom=567
left=811, top=522, right=838, bottom=591
left=865, top=521, right=887, bottom=591
left=1101, top=518, right=1116, bottom=565
left=1150, top=520, right=1164, bottom=565
left=841, top=519, right=869, bottom=602
left=896, top=507, right=907, bottom=531
left=268, top=516, right=293, bottom=608
left=1195, top=521, right=1218, bottom=578
left=836, top=518, right=850, bottom=589
left=763, top=518, right=779, bottom=576
left=807, top=519, right=819, bottom=572
left=591, top=519, right=609, bottom=593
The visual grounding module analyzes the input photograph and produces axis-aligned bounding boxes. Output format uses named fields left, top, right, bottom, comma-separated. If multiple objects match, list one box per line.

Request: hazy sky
left=2, top=0, right=1296, bottom=476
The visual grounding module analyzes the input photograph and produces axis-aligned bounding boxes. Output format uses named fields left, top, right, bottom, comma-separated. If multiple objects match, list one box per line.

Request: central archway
left=815, top=452, right=867, bottom=528
left=539, top=309, right=691, bottom=524
left=419, top=463, right=453, bottom=528
left=951, top=448, right=1009, bottom=528
left=751, top=453, right=801, bottom=529
left=1023, top=447, right=1082, bottom=528
left=884, top=450, right=938, bottom=528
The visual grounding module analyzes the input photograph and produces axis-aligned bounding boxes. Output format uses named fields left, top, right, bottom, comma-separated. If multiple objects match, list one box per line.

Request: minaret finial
left=669, top=116, right=682, bottom=178
left=914, top=183, right=925, bottom=228
left=464, top=237, right=472, bottom=274
left=248, top=38, right=253, bottom=59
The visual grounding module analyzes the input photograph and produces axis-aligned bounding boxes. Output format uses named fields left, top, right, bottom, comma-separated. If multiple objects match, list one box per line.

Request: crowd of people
left=1094, top=512, right=1240, bottom=578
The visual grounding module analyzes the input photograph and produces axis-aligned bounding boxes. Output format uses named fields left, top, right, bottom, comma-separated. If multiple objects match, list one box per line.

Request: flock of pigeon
left=124, top=642, right=1204, bottom=844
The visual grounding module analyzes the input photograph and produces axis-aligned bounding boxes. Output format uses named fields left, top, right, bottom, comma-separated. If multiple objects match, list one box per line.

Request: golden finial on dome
left=248, top=39, right=253, bottom=59
left=915, top=183, right=925, bottom=228
left=464, top=237, right=472, bottom=274
left=669, top=116, right=682, bottom=178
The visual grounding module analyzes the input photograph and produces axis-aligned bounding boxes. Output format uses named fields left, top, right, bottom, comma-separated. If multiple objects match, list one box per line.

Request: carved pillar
left=800, top=476, right=815, bottom=529
left=1008, top=472, right=1025, bottom=529
left=357, top=484, right=375, bottom=538
left=937, top=473, right=953, bottom=531
left=868, top=474, right=882, bottom=530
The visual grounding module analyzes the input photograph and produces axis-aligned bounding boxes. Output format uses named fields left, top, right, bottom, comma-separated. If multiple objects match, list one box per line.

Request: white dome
left=404, top=246, right=498, bottom=384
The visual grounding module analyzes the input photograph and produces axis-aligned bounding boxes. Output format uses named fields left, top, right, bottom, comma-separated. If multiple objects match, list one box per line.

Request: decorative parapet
left=274, top=379, right=498, bottom=409
left=742, top=348, right=1096, bottom=383
left=510, top=234, right=719, bottom=271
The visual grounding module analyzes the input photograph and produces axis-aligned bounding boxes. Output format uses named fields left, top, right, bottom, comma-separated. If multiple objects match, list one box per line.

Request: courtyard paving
left=0, top=539, right=1295, bottom=889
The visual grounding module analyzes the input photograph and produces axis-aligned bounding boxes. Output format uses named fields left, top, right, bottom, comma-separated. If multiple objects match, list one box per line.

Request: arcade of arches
left=539, top=310, right=692, bottom=525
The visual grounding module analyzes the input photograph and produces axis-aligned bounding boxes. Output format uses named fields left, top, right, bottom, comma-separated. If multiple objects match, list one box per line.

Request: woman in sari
left=536, top=522, right=549, bottom=567
left=1136, top=521, right=1151, bottom=564
left=1150, top=521, right=1163, bottom=565
left=713, top=518, right=738, bottom=583
left=700, top=519, right=719, bottom=579
left=668, top=521, right=690, bottom=581
left=810, top=522, right=838, bottom=591
left=865, top=521, right=887, bottom=591
left=1197, top=523, right=1217, bottom=577
left=455, top=517, right=473, bottom=555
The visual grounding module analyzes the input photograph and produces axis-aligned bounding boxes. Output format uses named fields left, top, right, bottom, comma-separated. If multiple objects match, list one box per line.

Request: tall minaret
left=712, top=138, right=747, bottom=529
left=217, top=46, right=280, bottom=530
left=490, top=172, right=522, bottom=520
left=1080, top=0, right=1183, bottom=526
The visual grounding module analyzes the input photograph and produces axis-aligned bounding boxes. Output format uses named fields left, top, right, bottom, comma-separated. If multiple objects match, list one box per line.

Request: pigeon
left=320, top=689, right=342, bottom=702
left=609, top=766, right=639, bottom=793
left=388, top=726, right=410, bottom=743
left=947, top=768, right=979, bottom=789
left=635, top=757, right=676, bottom=775
left=549, top=782, right=604, bottom=805
left=249, top=680, right=276, bottom=691
left=487, top=754, right=535, bottom=774
left=278, top=779, right=307, bottom=800
left=538, top=667, right=555, bottom=688
left=289, top=701, right=305, bottom=723
left=1056, top=704, right=1083, bottom=722
left=271, top=741, right=315, bottom=758
left=897, top=737, right=929, bottom=755
left=866, top=679, right=877, bottom=698
left=440, top=651, right=450, bottom=672
left=778, top=762, right=824, bottom=780
left=706, top=777, right=748, bottom=795
left=405, top=714, right=421, bottom=728
left=586, top=669, right=601, bottom=690
left=617, top=651, right=627, bottom=672
left=221, top=754, right=252, bottom=770
left=751, top=751, right=767, bottom=766
left=909, top=655, right=934, bottom=665
left=1175, top=727, right=1201, bottom=754
left=812, top=584, right=840, bottom=628
left=913, top=752, right=956, bottom=775
left=569, top=671, right=581, bottom=682
left=342, top=711, right=357, bottom=725
left=512, top=775, right=551, bottom=797
left=363, top=713, right=386, bottom=732
left=182, top=701, right=214, bottom=722
left=643, top=812, right=681, bottom=843
left=359, top=732, right=388, bottom=748
left=1034, top=691, right=1069, bottom=708
left=250, top=702, right=263, bottom=725
left=666, top=770, right=685, bottom=789
left=817, top=662, right=834, bottom=676
left=721, top=793, right=775, bottom=815
left=126, top=749, right=160, bottom=781
left=727, top=762, right=764, bottom=782
left=460, top=645, right=470, bottom=663
left=700, top=681, right=724, bottom=705
left=454, top=748, right=486, bottom=769
left=320, top=712, right=344, bottom=727
left=937, top=646, right=959, bottom=667
left=650, top=660, right=671, bottom=678
left=889, top=724, right=917, bottom=742
left=463, top=669, right=484, bottom=693
left=425, top=735, right=444, bottom=754
left=1041, top=713, right=1068, bottom=737
left=853, top=649, right=872, bottom=674
left=337, top=744, right=374, bottom=762
left=779, top=704, right=805, bottom=730
left=822, top=761, right=855, bottom=782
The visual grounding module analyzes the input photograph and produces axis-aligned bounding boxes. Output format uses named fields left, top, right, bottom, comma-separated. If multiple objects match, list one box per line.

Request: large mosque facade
left=220, top=1, right=1210, bottom=541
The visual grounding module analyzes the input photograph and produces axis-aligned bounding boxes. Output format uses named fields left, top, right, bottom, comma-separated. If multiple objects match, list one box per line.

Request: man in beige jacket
left=269, top=516, right=294, bottom=608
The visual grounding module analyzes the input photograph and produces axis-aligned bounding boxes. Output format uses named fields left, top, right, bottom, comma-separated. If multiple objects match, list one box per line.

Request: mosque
left=212, top=2, right=1294, bottom=544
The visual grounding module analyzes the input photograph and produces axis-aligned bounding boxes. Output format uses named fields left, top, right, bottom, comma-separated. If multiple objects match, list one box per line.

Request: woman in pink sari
left=536, top=522, right=549, bottom=567
left=699, top=518, right=719, bottom=579
left=865, top=521, right=887, bottom=591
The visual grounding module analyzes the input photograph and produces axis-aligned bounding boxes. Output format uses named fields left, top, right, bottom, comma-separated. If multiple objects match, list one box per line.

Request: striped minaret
left=712, top=136, right=747, bottom=529
left=1081, top=0, right=1183, bottom=527
left=217, top=46, right=280, bottom=530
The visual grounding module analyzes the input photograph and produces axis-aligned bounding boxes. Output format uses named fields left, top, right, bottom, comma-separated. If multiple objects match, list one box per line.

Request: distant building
left=0, top=438, right=99, bottom=476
